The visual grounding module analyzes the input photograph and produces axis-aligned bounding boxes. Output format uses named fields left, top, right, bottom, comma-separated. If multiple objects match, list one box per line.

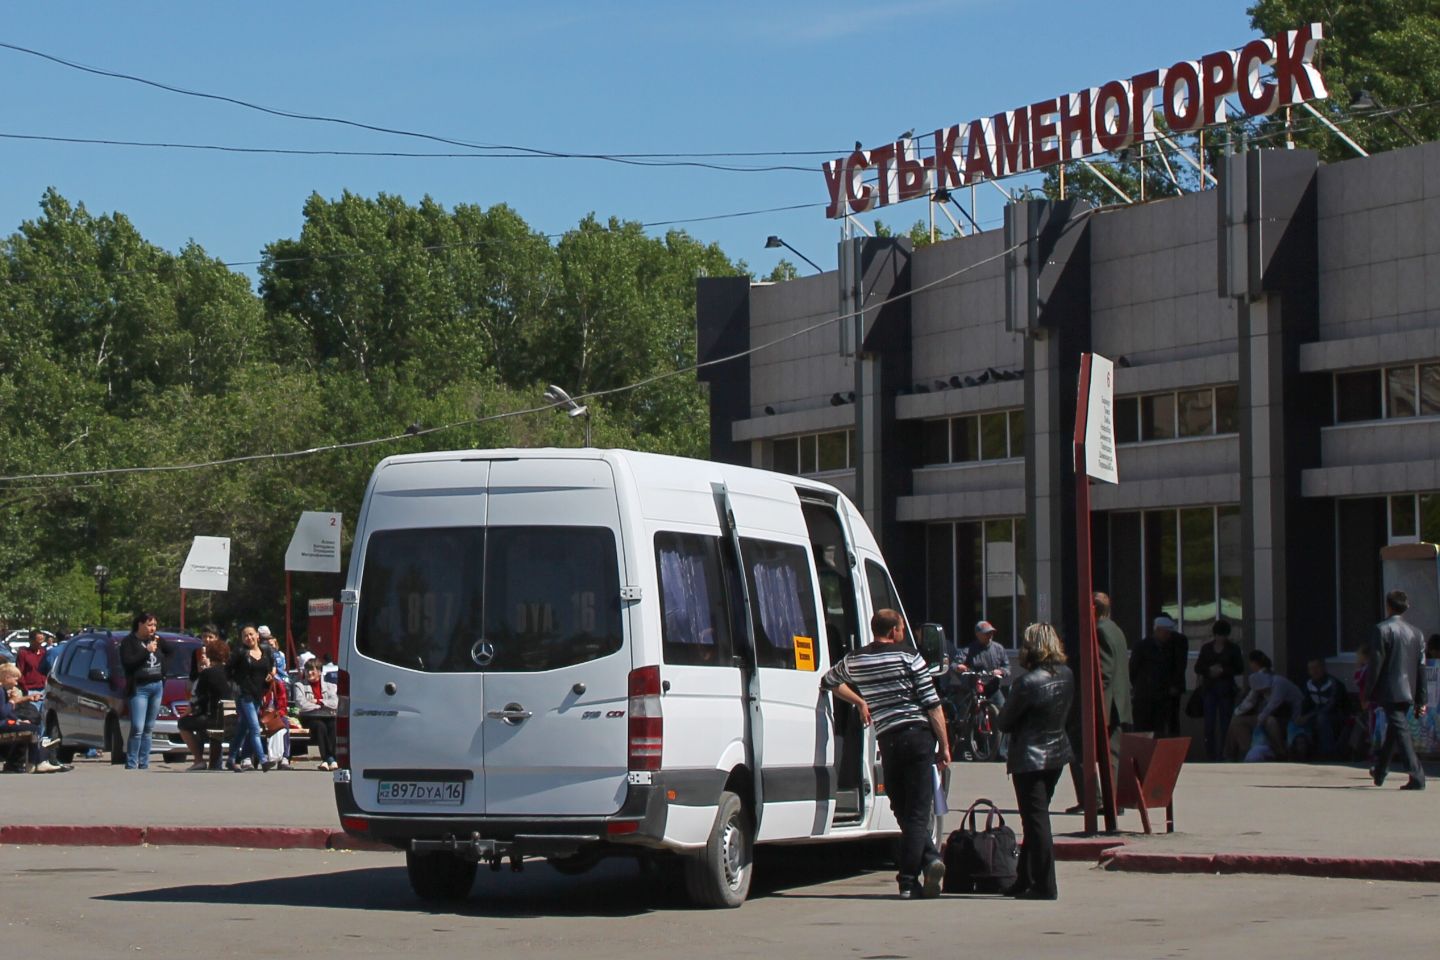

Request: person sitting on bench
left=177, top=632, right=234, bottom=770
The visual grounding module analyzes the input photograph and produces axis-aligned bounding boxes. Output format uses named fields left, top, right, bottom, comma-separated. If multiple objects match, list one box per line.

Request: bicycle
left=943, top=670, right=1002, bottom=762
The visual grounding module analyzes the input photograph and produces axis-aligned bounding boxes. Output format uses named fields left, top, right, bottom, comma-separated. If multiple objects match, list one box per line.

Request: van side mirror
left=918, top=623, right=947, bottom=673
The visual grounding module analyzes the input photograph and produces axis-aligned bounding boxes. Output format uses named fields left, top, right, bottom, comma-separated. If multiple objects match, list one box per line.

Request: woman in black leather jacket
left=995, top=622, right=1074, bottom=900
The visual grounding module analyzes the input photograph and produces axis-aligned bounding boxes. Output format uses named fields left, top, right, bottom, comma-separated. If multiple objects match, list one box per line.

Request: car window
left=740, top=538, right=820, bottom=671
left=87, top=642, right=110, bottom=679
left=357, top=525, right=623, bottom=673
left=58, top=641, right=83, bottom=678
left=164, top=641, right=200, bottom=678
left=656, top=532, right=735, bottom=668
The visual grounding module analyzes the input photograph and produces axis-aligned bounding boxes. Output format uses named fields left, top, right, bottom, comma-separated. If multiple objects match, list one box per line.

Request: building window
left=1117, top=385, right=1238, bottom=444
left=772, top=430, right=855, bottom=476
left=1334, top=364, right=1440, bottom=423
left=923, top=517, right=1029, bottom=648
left=1099, top=505, right=1243, bottom=652
left=919, top=409, right=1025, bottom=466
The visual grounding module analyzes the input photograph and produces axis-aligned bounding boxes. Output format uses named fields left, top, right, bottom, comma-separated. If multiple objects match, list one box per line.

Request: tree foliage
left=0, top=189, right=744, bottom=632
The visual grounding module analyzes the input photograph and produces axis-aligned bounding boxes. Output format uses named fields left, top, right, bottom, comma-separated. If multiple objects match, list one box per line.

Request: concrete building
left=697, top=144, right=1440, bottom=676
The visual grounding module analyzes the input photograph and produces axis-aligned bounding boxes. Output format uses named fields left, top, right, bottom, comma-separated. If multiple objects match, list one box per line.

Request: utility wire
left=0, top=211, right=1111, bottom=487
left=0, top=40, right=827, bottom=174
left=0, top=131, right=816, bottom=172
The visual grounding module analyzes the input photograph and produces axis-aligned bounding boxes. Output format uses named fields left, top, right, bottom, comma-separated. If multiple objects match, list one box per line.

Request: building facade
left=697, top=143, right=1440, bottom=675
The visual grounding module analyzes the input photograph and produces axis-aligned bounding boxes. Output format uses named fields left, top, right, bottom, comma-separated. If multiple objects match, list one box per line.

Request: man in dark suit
left=1067, top=592, right=1133, bottom=811
left=1368, top=589, right=1428, bottom=790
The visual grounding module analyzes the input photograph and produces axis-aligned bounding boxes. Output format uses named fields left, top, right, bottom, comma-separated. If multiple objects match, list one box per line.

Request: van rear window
left=356, top=526, right=622, bottom=673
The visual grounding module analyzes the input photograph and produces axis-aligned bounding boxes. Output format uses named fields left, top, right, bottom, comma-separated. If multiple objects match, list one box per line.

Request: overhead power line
left=0, top=41, right=825, bottom=174
left=0, top=207, right=1107, bottom=487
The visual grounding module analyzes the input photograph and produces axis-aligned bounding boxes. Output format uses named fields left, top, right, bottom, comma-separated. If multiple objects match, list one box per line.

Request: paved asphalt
left=8, top=844, right=1438, bottom=958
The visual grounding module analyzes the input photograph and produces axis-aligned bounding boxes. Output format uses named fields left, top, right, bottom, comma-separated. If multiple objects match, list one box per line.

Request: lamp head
left=765, top=236, right=783, bottom=249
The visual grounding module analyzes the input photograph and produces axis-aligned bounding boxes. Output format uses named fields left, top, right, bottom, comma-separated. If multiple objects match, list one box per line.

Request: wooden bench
left=201, top=700, right=238, bottom=770
left=1117, top=733, right=1191, bottom=834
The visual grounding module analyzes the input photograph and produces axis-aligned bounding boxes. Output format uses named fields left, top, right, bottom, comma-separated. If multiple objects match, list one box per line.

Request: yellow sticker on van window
left=793, top=635, right=816, bottom=671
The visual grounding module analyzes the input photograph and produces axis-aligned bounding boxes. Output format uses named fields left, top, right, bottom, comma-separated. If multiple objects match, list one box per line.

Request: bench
left=1117, top=733, right=1191, bottom=835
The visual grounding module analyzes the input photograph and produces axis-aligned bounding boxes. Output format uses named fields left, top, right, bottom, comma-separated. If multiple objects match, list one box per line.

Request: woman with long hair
left=225, top=625, right=275, bottom=772
left=995, top=622, right=1074, bottom=900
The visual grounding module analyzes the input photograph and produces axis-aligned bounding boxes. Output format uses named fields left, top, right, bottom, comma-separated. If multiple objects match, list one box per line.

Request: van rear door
left=348, top=459, right=490, bottom=816
left=479, top=458, right=631, bottom=817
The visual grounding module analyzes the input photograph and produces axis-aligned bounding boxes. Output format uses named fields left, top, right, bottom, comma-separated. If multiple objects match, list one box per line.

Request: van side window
left=740, top=538, right=820, bottom=670
left=656, top=532, right=734, bottom=667
left=58, top=641, right=82, bottom=678
left=865, top=559, right=904, bottom=622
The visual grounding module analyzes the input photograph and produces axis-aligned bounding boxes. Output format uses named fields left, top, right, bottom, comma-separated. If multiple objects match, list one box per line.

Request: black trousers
left=1376, top=702, right=1425, bottom=787
left=1069, top=705, right=1125, bottom=803
left=1133, top=696, right=1181, bottom=738
left=1012, top=767, right=1063, bottom=898
left=878, top=724, right=940, bottom=886
left=303, top=715, right=337, bottom=761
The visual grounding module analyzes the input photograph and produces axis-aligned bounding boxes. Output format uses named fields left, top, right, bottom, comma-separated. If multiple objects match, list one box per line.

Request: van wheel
left=684, top=791, right=752, bottom=908
left=405, top=850, right=477, bottom=902
left=105, top=716, right=125, bottom=765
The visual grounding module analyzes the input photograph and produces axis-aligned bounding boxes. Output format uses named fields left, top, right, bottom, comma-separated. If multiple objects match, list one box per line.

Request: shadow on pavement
left=95, top=843, right=891, bottom=916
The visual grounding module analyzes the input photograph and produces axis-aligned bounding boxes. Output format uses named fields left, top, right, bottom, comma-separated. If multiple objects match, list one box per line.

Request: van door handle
left=486, top=706, right=533, bottom=725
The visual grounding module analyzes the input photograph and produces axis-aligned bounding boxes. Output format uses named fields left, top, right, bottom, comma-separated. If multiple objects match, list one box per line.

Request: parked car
left=2, top=628, right=56, bottom=663
left=41, top=629, right=201, bottom=764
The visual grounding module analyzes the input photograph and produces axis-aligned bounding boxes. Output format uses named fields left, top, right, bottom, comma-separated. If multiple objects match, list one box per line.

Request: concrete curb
left=0, top=824, right=392, bottom=852
left=1054, top=838, right=1126, bottom=862
left=1100, top=849, right=1440, bottom=883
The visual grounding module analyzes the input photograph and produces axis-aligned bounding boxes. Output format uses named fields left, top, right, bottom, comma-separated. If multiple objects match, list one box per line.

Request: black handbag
left=942, top=798, right=1019, bottom=893
left=1185, top=686, right=1204, bottom=719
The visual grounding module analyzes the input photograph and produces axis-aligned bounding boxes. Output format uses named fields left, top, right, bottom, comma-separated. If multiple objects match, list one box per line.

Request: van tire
left=106, top=716, right=125, bottom=765
left=684, top=791, right=752, bottom=908
left=405, top=850, right=477, bottom=902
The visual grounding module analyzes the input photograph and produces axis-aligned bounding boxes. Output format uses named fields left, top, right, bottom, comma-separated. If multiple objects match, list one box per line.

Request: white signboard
left=285, top=511, right=343, bottom=573
left=1084, top=354, right=1119, bottom=484
left=180, top=536, right=231, bottom=591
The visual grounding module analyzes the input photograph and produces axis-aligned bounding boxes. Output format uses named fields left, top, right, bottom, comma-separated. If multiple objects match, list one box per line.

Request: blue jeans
left=1202, top=688, right=1235, bottom=761
left=229, top=696, right=265, bottom=767
left=126, top=681, right=164, bottom=769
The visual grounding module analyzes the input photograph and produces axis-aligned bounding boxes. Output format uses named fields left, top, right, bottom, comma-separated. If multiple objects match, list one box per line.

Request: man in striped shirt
left=823, top=608, right=951, bottom=899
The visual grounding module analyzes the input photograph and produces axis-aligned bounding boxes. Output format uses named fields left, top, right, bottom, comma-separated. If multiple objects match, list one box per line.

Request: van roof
left=370, top=447, right=849, bottom=501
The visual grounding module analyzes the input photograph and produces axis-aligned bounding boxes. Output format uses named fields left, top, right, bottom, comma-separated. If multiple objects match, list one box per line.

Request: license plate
left=376, top=780, right=465, bottom=805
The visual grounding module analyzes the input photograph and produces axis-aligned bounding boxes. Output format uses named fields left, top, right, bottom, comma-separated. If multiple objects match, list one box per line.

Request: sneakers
left=261, top=760, right=277, bottom=772
left=317, top=761, right=332, bottom=771
left=40, top=734, right=61, bottom=749
left=920, top=859, right=946, bottom=899
left=32, top=760, right=65, bottom=774
left=278, top=760, right=292, bottom=771
left=239, top=759, right=255, bottom=771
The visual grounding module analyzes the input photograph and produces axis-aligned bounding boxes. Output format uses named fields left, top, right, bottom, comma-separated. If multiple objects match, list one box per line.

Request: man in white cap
left=954, top=620, right=1012, bottom=758
left=1129, top=615, right=1189, bottom=737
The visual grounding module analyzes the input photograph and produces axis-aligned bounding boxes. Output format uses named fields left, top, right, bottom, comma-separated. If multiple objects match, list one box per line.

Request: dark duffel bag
left=942, top=798, right=1019, bottom=893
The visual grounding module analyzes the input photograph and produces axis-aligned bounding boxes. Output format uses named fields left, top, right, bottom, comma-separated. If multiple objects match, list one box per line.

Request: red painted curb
left=144, top=826, right=331, bottom=849
left=1104, top=849, right=1440, bottom=882
left=1103, top=851, right=1218, bottom=873
left=326, top=832, right=395, bottom=852
left=0, top=825, right=145, bottom=846
left=1055, top=839, right=1125, bottom=862
left=1213, top=853, right=1440, bottom=883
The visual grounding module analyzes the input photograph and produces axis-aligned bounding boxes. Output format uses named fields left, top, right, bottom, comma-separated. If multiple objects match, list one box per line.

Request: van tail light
left=628, top=666, right=663, bottom=772
left=335, top=669, right=351, bottom=769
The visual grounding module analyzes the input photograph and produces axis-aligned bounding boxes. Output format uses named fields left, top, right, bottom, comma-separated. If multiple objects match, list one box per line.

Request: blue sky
left=0, top=1, right=1260, bottom=281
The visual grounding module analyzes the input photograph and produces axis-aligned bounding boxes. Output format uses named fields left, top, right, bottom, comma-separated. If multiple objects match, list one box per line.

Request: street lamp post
left=543, top=384, right=592, bottom=447
left=92, top=564, right=109, bottom=626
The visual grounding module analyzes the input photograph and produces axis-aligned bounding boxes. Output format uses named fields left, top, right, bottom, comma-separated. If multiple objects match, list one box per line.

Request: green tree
left=1250, top=0, right=1440, bottom=158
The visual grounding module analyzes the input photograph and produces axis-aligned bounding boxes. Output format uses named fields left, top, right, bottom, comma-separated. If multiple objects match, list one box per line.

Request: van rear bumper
left=333, top=777, right=669, bottom=858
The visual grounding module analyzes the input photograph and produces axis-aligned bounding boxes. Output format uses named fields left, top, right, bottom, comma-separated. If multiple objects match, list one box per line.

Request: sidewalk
left=2, top=757, right=1435, bottom=879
